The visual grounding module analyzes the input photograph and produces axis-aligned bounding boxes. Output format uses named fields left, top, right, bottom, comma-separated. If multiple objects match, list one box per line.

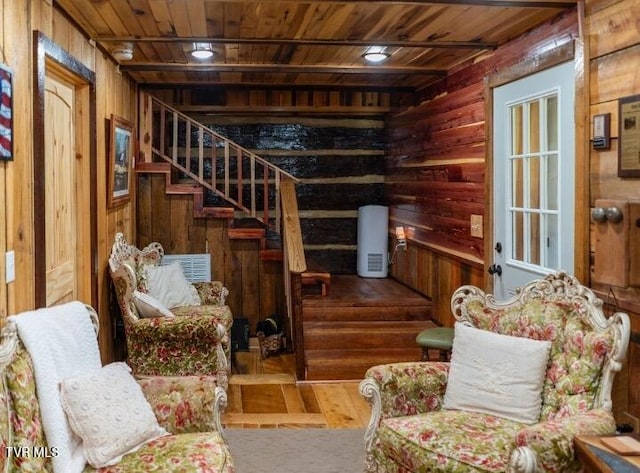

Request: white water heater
left=357, top=205, right=389, bottom=278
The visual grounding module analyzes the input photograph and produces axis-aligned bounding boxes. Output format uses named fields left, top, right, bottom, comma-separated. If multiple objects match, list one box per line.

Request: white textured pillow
left=132, top=290, right=175, bottom=318
left=443, top=322, right=552, bottom=424
left=145, top=262, right=201, bottom=309
left=60, top=362, right=168, bottom=468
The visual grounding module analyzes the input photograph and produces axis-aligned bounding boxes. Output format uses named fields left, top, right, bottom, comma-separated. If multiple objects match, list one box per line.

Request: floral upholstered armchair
left=109, top=232, right=233, bottom=383
left=0, top=303, right=234, bottom=473
left=359, top=271, right=630, bottom=473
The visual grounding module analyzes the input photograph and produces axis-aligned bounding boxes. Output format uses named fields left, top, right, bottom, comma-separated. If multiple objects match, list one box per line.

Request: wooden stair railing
left=139, top=92, right=309, bottom=379
left=138, top=92, right=299, bottom=234
left=279, top=180, right=307, bottom=380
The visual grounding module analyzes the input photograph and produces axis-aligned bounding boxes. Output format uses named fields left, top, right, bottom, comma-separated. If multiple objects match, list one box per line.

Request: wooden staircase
left=301, top=275, right=434, bottom=380
left=137, top=93, right=434, bottom=382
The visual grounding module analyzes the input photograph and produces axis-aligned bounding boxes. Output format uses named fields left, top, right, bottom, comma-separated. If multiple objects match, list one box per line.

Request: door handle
left=488, top=264, right=502, bottom=276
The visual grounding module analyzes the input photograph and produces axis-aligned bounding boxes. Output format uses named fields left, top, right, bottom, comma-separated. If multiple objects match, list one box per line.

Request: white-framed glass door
left=492, top=61, right=575, bottom=300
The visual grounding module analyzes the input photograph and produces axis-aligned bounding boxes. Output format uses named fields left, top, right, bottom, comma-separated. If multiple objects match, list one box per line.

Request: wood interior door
left=44, top=74, right=78, bottom=306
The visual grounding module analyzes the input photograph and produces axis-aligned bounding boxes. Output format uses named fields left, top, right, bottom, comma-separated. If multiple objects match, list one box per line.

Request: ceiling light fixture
left=190, top=43, right=214, bottom=59
left=362, top=46, right=389, bottom=63
left=112, top=43, right=134, bottom=62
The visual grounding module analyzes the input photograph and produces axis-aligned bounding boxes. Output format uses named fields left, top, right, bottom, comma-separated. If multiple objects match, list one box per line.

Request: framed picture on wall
left=0, top=63, right=13, bottom=161
left=618, top=94, right=640, bottom=177
left=108, top=114, right=134, bottom=208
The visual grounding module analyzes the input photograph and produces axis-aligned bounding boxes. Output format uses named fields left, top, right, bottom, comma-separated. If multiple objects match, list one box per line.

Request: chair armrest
left=510, top=409, right=616, bottom=473
left=193, top=281, right=229, bottom=306
left=129, top=316, right=226, bottom=343
left=137, top=376, right=228, bottom=435
left=361, top=362, right=449, bottom=419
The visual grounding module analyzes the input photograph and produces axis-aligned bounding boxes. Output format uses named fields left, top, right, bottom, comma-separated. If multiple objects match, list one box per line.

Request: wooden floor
left=224, top=340, right=371, bottom=429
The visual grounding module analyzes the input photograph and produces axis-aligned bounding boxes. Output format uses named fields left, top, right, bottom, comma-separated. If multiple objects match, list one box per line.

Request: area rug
left=225, top=428, right=366, bottom=473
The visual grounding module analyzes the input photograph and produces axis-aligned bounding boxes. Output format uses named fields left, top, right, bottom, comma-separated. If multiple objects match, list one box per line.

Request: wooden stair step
left=303, top=304, right=431, bottom=322
left=304, top=348, right=424, bottom=381
left=135, top=162, right=171, bottom=173
left=165, top=183, right=201, bottom=195
left=303, top=320, right=432, bottom=350
left=301, top=271, right=331, bottom=296
left=228, top=228, right=266, bottom=240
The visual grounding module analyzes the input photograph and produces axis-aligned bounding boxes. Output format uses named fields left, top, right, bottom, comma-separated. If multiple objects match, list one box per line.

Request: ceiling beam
left=120, top=63, right=448, bottom=76
left=96, top=36, right=497, bottom=51
left=161, top=0, right=576, bottom=7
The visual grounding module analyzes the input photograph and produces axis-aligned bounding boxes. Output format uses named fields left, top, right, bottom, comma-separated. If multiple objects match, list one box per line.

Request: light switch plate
left=5, top=251, right=15, bottom=283
left=470, top=214, right=483, bottom=238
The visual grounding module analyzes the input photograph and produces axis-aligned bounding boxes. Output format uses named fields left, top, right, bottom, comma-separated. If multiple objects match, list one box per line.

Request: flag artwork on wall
left=0, top=64, right=12, bottom=161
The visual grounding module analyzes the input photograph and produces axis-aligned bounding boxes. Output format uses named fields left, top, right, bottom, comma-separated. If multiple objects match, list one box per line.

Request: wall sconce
left=190, top=43, right=214, bottom=59
left=394, top=226, right=407, bottom=251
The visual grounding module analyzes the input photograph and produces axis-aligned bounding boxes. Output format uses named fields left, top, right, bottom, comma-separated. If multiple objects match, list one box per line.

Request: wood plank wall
left=385, top=10, right=578, bottom=328
left=0, top=0, right=137, bottom=364
left=136, top=175, right=286, bottom=336
left=387, top=4, right=638, bottom=426
left=137, top=86, right=403, bottom=332
left=586, top=0, right=640, bottom=431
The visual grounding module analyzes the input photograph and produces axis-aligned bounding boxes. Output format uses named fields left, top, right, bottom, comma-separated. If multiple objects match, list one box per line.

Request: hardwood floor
left=224, top=340, right=371, bottom=429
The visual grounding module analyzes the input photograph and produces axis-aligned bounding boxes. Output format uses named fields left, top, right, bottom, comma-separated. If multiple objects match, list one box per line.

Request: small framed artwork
left=0, top=63, right=13, bottom=161
left=108, top=114, right=134, bottom=208
left=618, top=94, right=640, bottom=177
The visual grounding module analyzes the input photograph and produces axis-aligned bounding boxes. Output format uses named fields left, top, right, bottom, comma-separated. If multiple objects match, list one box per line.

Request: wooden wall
left=585, top=0, right=640, bottom=431
left=385, top=10, right=579, bottom=327
left=386, top=4, right=638, bottom=426
left=0, top=0, right=136, bottom=363
left=137, top=85, right=406, bottom=332
left=136, top=174, right=286, bottom=336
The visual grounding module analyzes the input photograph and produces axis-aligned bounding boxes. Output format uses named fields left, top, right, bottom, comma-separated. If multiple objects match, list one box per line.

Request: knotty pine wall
left=0, top=0, right=137, bottom=363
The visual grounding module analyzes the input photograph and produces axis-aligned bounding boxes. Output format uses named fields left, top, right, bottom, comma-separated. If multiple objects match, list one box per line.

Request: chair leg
left=421, top=348, right=430, bottom=361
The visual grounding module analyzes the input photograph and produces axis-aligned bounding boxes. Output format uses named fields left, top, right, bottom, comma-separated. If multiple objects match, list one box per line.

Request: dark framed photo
left=0, top=63, right=13, bottom=161
left=618, top=94, right=640, bottom=177
left=108, top=114, right=134, bottom=208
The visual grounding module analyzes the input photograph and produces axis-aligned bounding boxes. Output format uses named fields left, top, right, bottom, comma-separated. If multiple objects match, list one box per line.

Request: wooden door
left=44, top=75, right=77, bottom=306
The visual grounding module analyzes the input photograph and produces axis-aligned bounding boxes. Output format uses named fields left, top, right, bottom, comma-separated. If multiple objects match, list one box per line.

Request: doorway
left=33, top=32, right=97, bottom=308
left=491, top=61, right=575, bottom=300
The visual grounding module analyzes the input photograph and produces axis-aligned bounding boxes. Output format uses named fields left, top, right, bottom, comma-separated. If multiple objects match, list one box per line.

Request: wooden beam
left=95, top=36, right=498, bottom=51
left=120, top=0, right=576, bottom=6
left=121, top=63, right=447, bottom=76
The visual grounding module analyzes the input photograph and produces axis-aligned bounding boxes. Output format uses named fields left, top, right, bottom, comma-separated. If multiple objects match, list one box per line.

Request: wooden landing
left=301, top=275, right=434, bottom=381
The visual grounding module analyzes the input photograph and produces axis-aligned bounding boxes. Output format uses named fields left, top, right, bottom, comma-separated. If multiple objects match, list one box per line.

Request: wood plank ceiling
left=55, top=0, right=576, bottom=91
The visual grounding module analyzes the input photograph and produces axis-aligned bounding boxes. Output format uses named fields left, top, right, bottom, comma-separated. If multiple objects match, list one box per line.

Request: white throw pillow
left=144, top=262, right=201, bottom=309
left=443, top=322, right=552, bottom=424
left=132, top=290, right=175, bottom=318
left=60, top=362, right=168, bottom=468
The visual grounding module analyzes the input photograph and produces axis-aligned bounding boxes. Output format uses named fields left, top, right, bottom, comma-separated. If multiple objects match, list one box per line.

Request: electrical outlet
left=470, top=215, right=483, bottom=238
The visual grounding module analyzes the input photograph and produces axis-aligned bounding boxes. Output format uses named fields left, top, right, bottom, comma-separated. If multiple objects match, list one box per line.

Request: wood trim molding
left=32, top=31, right=98, bottom=308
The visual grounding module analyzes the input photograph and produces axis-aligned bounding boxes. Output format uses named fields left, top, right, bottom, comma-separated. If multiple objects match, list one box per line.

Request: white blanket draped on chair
left=8, top=301, right=102, bottom=473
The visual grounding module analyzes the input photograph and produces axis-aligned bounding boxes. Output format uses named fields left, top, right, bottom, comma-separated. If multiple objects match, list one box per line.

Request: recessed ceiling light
left=190, top=43, right=214, bottom=59
left=363, top=47, right=389, bottom=63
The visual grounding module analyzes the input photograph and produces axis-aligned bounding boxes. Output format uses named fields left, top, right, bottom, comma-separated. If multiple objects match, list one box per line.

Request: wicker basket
left=256, top=331, right=284, bottom=359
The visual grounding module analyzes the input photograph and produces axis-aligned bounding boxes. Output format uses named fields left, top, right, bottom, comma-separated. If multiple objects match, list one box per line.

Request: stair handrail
left=280, top=180, right=306, bottom=274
